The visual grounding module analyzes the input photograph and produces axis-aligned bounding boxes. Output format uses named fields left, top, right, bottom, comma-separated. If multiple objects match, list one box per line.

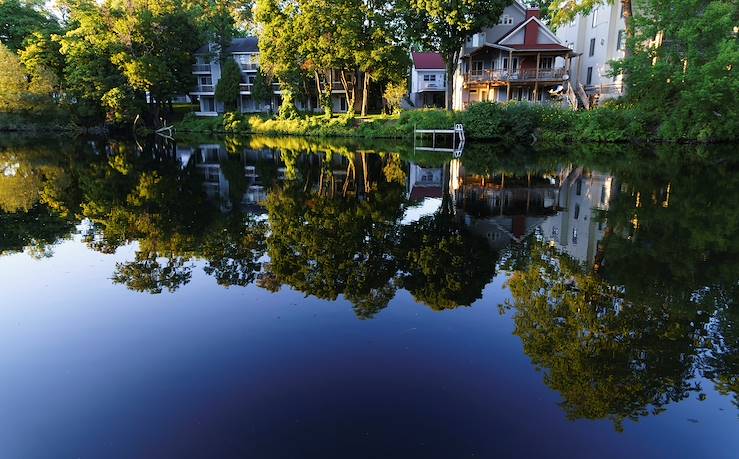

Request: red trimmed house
left=452, top=2, right=575, bottom=109
left=410, top=52, right=447, bottom=108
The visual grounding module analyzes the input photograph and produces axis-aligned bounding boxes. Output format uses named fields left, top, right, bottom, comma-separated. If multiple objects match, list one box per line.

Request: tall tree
left=0, top=0, right=60, bottom=51
left=402, top=0, right=510, bottom=110
left=254, top=0, right=305, bottom=116
left=611, top=0, right=738, bottom=141
left=215, top=58, right=241, bottom=111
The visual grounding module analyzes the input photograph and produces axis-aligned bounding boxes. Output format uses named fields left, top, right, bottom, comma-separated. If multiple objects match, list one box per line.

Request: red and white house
left=453, top=2, right=575, bottom=109
left=410, top=52, right=447, bottom=108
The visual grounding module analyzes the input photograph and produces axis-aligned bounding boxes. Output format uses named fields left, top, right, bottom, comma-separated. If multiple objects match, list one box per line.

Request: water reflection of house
left=176, top=144, right=269, bottom=213
left=175, top=144, right=361, bottom=212
left=407, top=164, right=445, bottom=201
left=450, top=160, right=561, bottom=249
left=539, top=167, right=614, bottom=265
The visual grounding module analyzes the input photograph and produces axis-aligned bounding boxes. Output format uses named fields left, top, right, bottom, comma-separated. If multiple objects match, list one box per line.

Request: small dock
left=414, top=124, right=465, bottom=156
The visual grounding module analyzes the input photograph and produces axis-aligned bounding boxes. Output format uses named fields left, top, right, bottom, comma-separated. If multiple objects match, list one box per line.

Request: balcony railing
left=239, top=62, right=259, bottom=71
left=192, top=64, right=211, bottom=73
left=239, top=83, right=253, bottom=92
left=418, top=80, right=446, bottom=91
left=193, top=84, right=215, bottom=92
left=465, top=68, right=566, bottom=83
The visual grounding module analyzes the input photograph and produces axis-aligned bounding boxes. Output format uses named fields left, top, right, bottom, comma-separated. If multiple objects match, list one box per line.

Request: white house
left=410, top=52, right=447, bottom=108
left=555, top=3, right=628, bottom=102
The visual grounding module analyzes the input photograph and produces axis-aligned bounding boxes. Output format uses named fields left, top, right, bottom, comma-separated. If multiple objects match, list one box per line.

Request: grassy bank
left=174, top=101, right=734, bottom=143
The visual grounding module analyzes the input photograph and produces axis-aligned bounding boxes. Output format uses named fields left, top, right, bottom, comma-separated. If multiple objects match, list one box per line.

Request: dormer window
left=498, top=15, right=513, bottom=25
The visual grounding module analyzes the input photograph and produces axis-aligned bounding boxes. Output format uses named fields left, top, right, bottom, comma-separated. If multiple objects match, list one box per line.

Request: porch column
left=534, top=53, right=540, bottom=101
left=506, top=49, right=513, bottom=100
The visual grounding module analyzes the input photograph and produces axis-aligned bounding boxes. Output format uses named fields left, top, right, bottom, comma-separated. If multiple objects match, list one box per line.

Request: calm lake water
left=0, top=135, right=737, bottom=458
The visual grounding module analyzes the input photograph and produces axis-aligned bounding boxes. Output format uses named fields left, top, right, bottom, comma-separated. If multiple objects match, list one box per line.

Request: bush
left=459, top=102, right=504, bottom=140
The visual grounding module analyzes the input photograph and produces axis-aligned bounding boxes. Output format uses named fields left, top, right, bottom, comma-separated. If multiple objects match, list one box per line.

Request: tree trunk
left=339, top=70, right=355, bottom=115
left=361, top=72, right=370, bottom=117
left=622, top=0, right=634, bottom=59
left=444, top=50, right=459, bottom=111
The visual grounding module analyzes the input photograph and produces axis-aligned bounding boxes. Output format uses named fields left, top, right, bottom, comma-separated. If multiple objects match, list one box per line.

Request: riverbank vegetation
left=175, top=102, right=655, bottom=143
left=0, top=0, right=736, bottom=141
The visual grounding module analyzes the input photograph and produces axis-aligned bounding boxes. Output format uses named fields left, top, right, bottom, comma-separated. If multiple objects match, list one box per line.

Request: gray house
left=191, top=37, right=350, bottom=116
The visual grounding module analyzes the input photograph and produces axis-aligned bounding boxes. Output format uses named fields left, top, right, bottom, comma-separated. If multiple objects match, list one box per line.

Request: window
left=600, top=184, right=607, bottom=204
left=540, top=57, right=553, bottom=69
left=340, top=96, right=347, bottom=111
left=502, top=57, right=519, bottom=71
left=572, top=228, right=578, bottom=244
left=423, top=74, right=437, bottom=81
left=574, top=203, right=580, bottom=220
left=589, top=38, right=596, bottom=56
left=499, top=14, right=513, bottom=25
left=576, top=178, right=582, bottom=195
left=592, top=8, right=599, bottom=27
left=200, top=76, right=212, bottom=86
left=472, top=61, right=483, bottom=73
left=617, top=30, right=626, bottom=51
left=586, top=66, right=594, bottom=85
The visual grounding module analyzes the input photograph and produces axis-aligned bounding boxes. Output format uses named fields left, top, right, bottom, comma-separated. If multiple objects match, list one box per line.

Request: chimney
left=524, top=9, right=540, bottom=46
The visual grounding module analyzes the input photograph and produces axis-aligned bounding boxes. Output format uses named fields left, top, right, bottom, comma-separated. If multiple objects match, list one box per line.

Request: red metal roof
left=409, top=186, right=444, bottom=200
left=412, top=52, right=445, bottom=69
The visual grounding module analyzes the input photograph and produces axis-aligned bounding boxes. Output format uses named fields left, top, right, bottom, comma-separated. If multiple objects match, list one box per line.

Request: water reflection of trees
left=2, top=138, right=737, bottom=422
left=501, top=147, right=739, bottom=429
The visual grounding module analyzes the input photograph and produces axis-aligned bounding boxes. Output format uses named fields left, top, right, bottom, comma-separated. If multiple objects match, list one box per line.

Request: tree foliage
left=612, top=0, right=738, bottom=141
left=215, top=58, right=242, bottom=111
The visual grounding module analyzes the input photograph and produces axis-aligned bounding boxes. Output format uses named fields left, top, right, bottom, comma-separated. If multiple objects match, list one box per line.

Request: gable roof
left=196, top=37, right=259, bottom=55
left=412, top=52, right=445, bottom=70
left=496, top=15, right=569, bottom=51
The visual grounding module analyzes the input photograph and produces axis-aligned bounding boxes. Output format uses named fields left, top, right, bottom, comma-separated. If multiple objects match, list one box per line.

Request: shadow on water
left=1, top=134, right=737, bottom=430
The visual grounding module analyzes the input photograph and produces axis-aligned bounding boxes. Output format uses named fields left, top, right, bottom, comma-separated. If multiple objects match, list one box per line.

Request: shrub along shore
left=174, top=102, right=734, bottom=144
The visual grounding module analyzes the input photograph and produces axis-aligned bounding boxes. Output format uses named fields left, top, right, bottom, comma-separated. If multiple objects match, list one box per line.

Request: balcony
left=192, top=64, right=211, bottom=73
left=239, top=83, right=253, bottom=93
left=239, top=62, right=259, bottom=71
left=418, top=80, right=446, bottom=92
left=192, top=84, right=215, bottom=93
left=465, top=68, right=566, bottom=84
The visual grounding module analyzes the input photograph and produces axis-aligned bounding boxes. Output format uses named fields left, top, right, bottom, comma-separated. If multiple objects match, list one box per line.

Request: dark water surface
left=1, top=136, right=737, bottom=458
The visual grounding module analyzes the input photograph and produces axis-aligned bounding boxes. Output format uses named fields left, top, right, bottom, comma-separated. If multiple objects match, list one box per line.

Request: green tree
left=611, top=0, right=738, bottom=141
left=0, top=0, right=60, bottom=51
left=254, top=0, right=305, bottom=116
left=402, top=0, right=509, bottom=109
left=0, top=43, right=27, bottom=111
left=251, top=67, right=272, bottom=112
left=18, top=30, right=65, bottom=92
left=215, top=58, right=242, bottom=112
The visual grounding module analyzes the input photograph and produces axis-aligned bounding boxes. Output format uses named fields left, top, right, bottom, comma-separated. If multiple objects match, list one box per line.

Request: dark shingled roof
left=195, top=37, right=259, bottom=54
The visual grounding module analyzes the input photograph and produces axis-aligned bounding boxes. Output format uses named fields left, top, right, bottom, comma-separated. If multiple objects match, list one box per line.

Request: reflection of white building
left=407, top=164, right=444, bottom=201
left=540, top=168, right=614, bottom=265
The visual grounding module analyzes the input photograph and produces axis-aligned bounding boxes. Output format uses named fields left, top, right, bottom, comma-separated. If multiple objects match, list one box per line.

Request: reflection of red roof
left=412, top=52, right=445, bottom=69
left=410, top=186, right=443, bottom=200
